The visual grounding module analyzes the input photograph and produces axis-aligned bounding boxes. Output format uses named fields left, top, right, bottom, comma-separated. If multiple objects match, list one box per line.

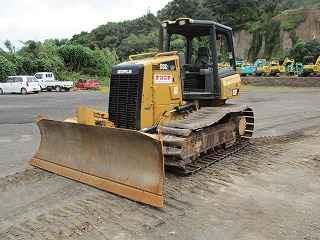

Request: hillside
left=1, top=0, right=320, bottom=82
left=71, top=0, right=320, bottom=60
left=235, top=7, right=320, bottom=59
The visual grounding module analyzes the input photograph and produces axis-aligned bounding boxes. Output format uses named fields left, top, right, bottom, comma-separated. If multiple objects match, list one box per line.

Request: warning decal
left=153, top=74, right=173, bottom=84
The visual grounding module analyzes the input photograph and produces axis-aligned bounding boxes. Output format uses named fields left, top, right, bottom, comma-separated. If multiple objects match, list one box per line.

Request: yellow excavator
left=303, top=56, right=320, bottom=76
left=31, top=18, right=254, bottom=208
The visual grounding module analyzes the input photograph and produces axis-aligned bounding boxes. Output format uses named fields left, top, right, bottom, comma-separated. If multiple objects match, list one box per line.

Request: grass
left=99, top=86, right=109, bottom=93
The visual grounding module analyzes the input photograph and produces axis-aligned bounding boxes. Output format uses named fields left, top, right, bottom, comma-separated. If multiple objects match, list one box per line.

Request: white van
left=0, top=76, right=41, bottom=95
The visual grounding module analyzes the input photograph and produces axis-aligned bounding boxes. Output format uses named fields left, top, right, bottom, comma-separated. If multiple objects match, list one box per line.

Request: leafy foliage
left=0, top=55, right=16, bottom=81
left=1, top=0, right=320, bottom=81
left=71, top=13, right=159, bottom=60
left=290, top=40, right=320, bottom=62
left=0, top=40, right=119, bottom=84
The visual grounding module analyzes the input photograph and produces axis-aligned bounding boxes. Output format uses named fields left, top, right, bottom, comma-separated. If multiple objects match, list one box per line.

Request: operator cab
left=303, top=56, right=316, bottom=65
left=160, top=18, right=237, bottom=100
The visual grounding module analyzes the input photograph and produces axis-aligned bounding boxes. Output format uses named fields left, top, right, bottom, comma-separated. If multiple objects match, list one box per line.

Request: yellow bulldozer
left=31, top=18, right=254, bottom=208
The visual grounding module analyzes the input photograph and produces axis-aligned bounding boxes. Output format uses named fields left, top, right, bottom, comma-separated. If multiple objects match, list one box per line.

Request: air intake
left=108, top=64, right=144, bottom=130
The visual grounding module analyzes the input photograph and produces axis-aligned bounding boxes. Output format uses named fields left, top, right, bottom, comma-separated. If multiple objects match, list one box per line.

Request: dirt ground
left=0, top=87, right=320, bottom=240
left=242, top=76, right=320, bottom=88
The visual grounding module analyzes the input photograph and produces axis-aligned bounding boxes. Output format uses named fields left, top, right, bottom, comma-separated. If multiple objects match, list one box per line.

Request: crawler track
left=176, top=139, right=252, bottom=175
left=161, top=105, right=254, bottom=173
left=183, top=107, right=255, bottom=175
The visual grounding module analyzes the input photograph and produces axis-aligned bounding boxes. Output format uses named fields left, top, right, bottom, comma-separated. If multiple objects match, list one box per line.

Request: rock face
left=234, top=30, right=253, bottom=60
left=235, top=8, right=320, bottom=59
left=280, top=30, right=293, bottom=53
left=296, top=9, right=320, bottom=42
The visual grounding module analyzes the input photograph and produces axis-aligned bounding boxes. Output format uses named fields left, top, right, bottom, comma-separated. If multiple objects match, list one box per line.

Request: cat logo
left=117, top=69, right=133, bottom=74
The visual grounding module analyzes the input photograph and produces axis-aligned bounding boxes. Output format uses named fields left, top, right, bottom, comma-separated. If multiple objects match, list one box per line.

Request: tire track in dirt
left=0, top=131, right=319, bottom=239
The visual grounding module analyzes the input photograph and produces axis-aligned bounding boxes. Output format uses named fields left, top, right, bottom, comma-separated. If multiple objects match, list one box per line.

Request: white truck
left=34, top=72, right=73, bottom=92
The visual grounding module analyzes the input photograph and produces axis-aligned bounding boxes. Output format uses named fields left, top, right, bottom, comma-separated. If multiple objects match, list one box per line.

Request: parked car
left=75, top=79, right=100, bottom=90
left=34, top=72, right=73, bottom=92
left=0, top=76, right=41, bottom=95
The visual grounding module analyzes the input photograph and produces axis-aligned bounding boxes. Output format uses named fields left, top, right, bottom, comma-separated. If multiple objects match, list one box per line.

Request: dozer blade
left=30, top=119, right=164, bottom=207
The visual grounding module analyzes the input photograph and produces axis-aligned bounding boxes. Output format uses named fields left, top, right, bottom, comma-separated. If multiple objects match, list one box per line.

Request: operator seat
left=184, top=47, right=211, bottom=92
left=195, top=47, right=210, bottom=68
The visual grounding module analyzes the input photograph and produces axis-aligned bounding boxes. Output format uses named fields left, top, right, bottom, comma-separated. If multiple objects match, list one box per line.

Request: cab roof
left=162, top=18, right=233, bottom=37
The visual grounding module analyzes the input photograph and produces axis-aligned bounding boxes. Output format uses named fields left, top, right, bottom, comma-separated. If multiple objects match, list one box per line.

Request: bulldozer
left=31, top=18, right=254, bottom=208
left=266, top=58, right=285, bottom=76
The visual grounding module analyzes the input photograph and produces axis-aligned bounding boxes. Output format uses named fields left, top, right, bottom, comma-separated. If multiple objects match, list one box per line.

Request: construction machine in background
left=295, top=62, right=304, bottom=76
left=239, top=61, right=256, bottom=76
left=236, top=58, right=244, bottom=72
left=255, top=59, right=268, bottom=76
left=257, top=58, right=296, bottom=76
left=282, top=58, right=295, bottom=75
left=302, top=56, right=320, bottom=76
left=266, top=58, right=285, bottom=76
left=31, top=18, right=254, bottom=208
left=239, top=59, right=268, bottom=76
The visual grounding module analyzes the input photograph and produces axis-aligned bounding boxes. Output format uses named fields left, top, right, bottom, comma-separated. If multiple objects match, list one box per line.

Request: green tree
left=71, top=13, right=160, bottom=60
left=4, top=40, right=15, bottom=54
left=94, top=48, right=119, bottom=78
left=58, top=44, right=93, bottom=71
left=118, top=31, right=159, bottom=58
left=290, top=40, right=320, bottom=62
left=157, top=0, right=204, bottom=20
left=0, top=55, right=16, bottom=81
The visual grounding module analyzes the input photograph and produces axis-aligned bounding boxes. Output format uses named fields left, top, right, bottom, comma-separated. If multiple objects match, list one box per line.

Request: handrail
left=156, top=51, right=178, bottom=57
left=129, top=51, right=178, bottom=61
left=129, top=52, right=157, bottom=61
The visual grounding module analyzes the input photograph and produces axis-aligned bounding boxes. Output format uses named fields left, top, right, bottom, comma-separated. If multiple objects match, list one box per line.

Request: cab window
left=6, top=77, right=14, bottom=83
left=216, top=33, right=232, bottom=69
left=35, top=74, right=43, bottom=79
left=15, top=77, right=23, bottom=82
left=191, top=36, right=211, bottom=67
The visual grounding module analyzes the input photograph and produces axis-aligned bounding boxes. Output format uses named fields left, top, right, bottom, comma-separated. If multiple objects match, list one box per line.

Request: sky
left=0, top=0, right=171, bottom=49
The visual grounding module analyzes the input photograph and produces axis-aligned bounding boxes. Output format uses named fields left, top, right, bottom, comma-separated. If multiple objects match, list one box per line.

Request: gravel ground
left=242, top=76, right=320, bottom=87
left=0, top=87, right=320, bottom=240
left=0, top=91, right=107, bottom=178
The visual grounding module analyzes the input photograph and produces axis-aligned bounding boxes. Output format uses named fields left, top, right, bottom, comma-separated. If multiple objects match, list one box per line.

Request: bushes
left=0, top=55, right=16, bottom=81
left=57, top=44, right=118, bottom=81
left=0, top=40, right=119, bottom=83
left=289, top=40, right=320, bottom=62
left=58, top=44, right=93, bottom=72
